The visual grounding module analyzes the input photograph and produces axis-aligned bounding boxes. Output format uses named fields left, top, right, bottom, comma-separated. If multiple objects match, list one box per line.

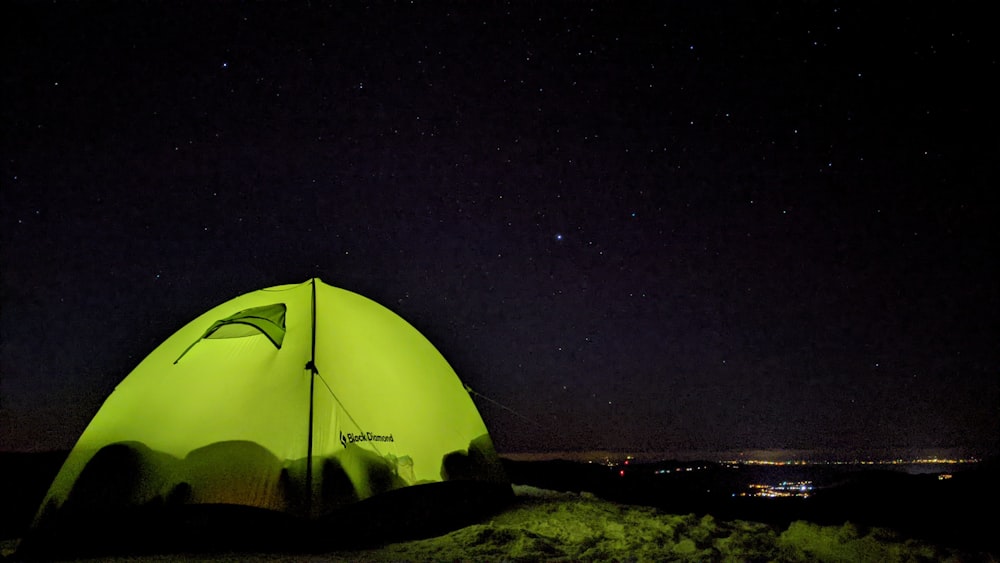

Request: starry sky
left=2, top=2, right=997, bottom=459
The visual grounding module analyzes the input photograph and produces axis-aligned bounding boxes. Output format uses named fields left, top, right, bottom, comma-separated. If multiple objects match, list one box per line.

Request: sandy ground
left=3, top=486, right=987, bottom=562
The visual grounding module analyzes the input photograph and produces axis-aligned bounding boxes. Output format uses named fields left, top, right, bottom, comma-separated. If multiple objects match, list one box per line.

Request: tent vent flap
left=174, top=303, right=287, bottom=363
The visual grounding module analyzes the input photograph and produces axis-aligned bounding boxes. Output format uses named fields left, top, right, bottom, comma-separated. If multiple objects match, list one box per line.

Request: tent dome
left=25, top=279, right=509, bottom=555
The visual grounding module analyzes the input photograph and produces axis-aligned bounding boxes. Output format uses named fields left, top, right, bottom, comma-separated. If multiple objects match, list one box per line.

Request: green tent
left=28, top=278, right=509, bottom=552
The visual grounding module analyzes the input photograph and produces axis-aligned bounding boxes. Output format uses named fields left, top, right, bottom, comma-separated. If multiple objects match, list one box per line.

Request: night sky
left=2, top=2, right=997, bottom=459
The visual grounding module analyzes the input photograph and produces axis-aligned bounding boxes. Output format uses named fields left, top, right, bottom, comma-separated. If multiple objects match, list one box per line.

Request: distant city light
left=721, top=457, right=978, bottom=467
left=741, top=481, right=815, bottom=498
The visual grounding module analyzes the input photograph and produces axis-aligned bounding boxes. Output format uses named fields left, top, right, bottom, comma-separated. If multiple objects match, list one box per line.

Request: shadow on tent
left=14, top=438, right=513, bottom=560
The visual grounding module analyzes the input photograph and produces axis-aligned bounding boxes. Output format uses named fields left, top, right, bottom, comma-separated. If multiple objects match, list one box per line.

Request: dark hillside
left=501, top=456, right=1000, bottom=555
left=2, top=452, right=996, bottom=559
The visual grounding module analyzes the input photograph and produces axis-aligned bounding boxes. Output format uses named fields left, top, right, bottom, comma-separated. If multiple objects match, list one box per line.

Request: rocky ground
left=5, top=485, right=990, bottom=562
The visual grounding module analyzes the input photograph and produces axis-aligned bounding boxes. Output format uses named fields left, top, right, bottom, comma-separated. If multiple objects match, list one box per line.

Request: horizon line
left=497, top=447, right=991, bottom=463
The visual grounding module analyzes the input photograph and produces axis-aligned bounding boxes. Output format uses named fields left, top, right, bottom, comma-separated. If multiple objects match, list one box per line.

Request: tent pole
left=305, top=278, right=318, bottom=517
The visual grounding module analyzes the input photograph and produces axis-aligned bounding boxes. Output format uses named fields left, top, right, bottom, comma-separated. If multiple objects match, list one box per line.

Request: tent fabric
left=32, top=279, right=509, bottom=535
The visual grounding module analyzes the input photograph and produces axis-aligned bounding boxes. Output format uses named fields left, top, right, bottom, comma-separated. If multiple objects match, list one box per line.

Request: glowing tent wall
left=34, top=278, right=507, bottom=531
